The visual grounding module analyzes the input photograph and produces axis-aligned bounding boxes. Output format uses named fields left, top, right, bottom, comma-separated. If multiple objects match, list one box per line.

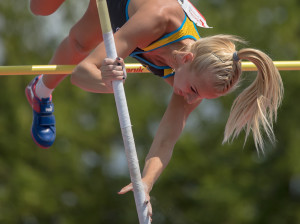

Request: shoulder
left=105, top=0, right=185, bottom=57
left=130, top=0, right=184, bottom=30
left=140, top=0, right=182, bottom=17
left=122, top=0, right=185, bottom=48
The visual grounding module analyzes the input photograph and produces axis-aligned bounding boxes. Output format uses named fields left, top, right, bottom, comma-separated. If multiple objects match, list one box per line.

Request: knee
left=68, top=27, right=99, bottom=56
left=30, top=6, right=55, bottom=16
left=30, top=0, right=64, bottom=16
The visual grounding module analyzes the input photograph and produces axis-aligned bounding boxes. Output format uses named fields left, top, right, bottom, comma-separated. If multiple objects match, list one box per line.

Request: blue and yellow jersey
left=107, top=0, right=201, bottom=78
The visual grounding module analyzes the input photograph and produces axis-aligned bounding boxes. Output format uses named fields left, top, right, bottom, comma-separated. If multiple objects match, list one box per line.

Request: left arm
left=119, top=80, right=202, bottom=199
left=141, top=80, right=202, bottom=191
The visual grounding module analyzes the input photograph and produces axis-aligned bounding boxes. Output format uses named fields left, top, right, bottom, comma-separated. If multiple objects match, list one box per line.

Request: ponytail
left=223, top=49, right=284, bottom=153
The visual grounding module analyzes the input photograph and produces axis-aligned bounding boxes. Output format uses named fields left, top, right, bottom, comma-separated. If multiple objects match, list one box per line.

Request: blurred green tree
left=0, top=0, right=300, bottom=223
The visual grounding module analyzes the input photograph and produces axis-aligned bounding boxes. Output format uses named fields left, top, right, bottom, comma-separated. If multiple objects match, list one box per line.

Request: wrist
left=142, top=177, right=154, bottom=193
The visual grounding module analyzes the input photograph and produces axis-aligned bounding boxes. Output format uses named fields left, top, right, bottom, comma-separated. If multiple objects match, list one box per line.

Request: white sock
left=35, top=75, right=54, bottom=99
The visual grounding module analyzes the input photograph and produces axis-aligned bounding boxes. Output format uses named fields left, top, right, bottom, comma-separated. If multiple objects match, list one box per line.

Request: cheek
left=174, top=70, right=187, bottom=87
left=173, top=74, right=181, bottom=89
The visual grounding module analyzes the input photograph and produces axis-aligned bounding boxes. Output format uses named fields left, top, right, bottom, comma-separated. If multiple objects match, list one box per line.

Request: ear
left=177, top=52, right=194, bottom=64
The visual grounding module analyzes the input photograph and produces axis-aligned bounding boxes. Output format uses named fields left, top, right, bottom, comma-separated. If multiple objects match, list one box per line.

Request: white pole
left=95, top=1, right=150, bottom=223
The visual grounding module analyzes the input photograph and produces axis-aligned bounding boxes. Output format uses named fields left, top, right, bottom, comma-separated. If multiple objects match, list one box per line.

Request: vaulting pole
left=95, top=0, right=150, bottom=223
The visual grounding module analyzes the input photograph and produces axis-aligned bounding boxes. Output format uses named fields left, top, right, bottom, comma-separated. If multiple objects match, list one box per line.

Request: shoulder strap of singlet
left=141, top=14, right=200, bottom=52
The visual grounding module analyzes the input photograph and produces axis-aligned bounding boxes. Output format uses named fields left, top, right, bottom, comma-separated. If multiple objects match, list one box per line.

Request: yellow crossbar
left=242, top=61, right=300, bottom=71
left=0, top=61, right=299, bottom=75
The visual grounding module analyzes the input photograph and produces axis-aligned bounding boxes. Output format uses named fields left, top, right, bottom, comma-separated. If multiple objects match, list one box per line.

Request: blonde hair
left=188, top=34, right=284, bottom=153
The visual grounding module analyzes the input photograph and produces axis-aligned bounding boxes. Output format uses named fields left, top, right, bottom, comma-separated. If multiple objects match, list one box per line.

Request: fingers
left=116, top=57, right=127, bottom=80
left=118, top=57, right=127, bottom=80
left=144, top=193, right=153, bottom=218
left=101, top=57, right=126, bottom=82
left=119, top=183, right=153, bottom=221
left=148, top=203, right=153, bottom=222
left=118, top=183, right=133, bottom=194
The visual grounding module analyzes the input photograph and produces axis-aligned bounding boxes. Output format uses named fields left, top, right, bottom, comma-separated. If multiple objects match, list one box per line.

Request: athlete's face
left=173, top=62, right=220, bottom=104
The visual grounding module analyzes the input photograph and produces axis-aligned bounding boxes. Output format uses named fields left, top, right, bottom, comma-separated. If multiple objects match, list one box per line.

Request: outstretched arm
left=142, top=93, right=201, bottom=190
left=119, top=91, right=202, bottom=217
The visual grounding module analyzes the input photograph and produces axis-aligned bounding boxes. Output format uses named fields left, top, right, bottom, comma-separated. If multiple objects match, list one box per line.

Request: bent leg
left=30, top=0, right=66, bottom=16
left=42, top=0, right=103, bottom=88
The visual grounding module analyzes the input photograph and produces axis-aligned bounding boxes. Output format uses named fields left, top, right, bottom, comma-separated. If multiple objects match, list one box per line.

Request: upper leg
left=68, top=0, right=103, bottom=54
left=30, top=0, right=66, bottom=16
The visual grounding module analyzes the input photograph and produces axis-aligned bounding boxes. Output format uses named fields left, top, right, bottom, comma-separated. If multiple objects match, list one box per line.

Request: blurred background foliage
left=0, top=0, right=300, bottom=223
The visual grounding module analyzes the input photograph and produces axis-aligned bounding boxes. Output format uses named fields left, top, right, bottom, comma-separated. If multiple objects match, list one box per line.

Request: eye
left=190, top=86, right=198, bottom=94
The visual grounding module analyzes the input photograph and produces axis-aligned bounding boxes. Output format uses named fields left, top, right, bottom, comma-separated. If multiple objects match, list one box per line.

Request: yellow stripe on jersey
left=142, top=15, right=200, bottom=52
left=164, top=68, right=175, bottom=77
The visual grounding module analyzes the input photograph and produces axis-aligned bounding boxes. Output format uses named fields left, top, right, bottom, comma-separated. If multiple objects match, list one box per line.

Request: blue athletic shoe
left=25, top=75, right=56, bottom=148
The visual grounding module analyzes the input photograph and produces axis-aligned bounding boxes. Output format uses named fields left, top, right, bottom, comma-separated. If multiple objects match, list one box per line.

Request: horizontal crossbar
left=0, top=61, right=299, bottom=75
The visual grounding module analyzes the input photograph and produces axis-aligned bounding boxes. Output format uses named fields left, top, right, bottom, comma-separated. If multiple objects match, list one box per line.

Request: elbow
left=70, top=62, right=110, bottom=93
left=70, top=63, right=86, bottom=89
left=70, top=73, right=78, bottom=88
left=70, top=67, right=78, bottom=86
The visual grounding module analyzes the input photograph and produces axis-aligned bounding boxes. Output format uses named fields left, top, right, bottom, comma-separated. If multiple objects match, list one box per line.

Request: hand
left=100, top=57, right=127, bottom=88
left=118, top=181, right=153, bottom=221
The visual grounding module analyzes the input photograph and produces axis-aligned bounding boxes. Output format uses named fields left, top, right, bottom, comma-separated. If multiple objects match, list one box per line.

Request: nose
left=174, top=89, right=184, bottom=96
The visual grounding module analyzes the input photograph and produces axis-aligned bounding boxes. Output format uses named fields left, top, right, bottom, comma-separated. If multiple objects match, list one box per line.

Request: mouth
left=185, top=97, right=194, bottom=104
